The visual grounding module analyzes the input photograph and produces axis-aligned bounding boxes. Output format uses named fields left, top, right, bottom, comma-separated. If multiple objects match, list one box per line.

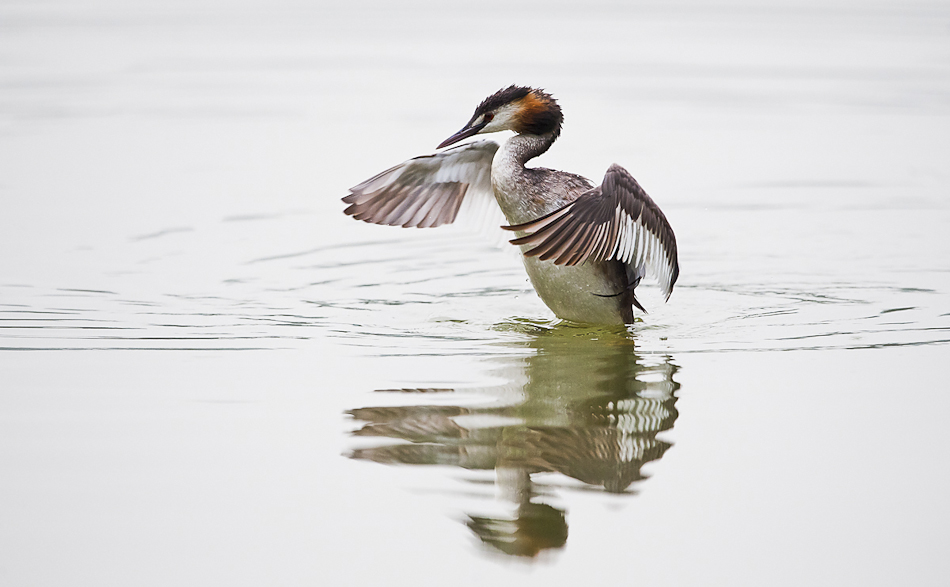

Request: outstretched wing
left=503, top=163, right=679, bottom=300
left=343, top=140, right=499, bottom=229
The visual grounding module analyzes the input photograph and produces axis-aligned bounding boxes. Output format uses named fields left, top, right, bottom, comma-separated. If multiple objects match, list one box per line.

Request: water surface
left=1, top=0, right=949, bottom=585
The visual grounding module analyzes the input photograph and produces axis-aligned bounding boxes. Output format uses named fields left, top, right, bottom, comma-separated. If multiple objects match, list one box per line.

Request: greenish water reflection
left=347, top=325, right=679, bottom=558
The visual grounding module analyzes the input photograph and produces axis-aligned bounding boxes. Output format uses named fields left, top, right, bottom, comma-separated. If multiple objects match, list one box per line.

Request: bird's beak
left=437, top=121, right=487, bottom=149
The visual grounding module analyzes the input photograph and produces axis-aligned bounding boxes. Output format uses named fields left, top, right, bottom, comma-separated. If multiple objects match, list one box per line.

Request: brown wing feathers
left=506, top=186, right=612, bottom=266
left=503, top=164, right=679, bottom=294
left=343, top=172, right=467, bottom=228
left=344, top=141, right=498, bottom=229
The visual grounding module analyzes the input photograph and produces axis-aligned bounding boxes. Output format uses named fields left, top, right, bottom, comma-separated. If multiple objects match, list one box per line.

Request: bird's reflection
left=346, top=324, right=679, bottom=558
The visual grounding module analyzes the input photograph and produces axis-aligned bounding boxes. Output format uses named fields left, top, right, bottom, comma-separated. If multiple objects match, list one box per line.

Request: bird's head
left=438, top=85, right=563, bottom=149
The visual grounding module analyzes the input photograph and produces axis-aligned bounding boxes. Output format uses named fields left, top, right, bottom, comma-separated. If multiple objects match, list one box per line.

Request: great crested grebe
left=343, top=85, right=679, bottom=325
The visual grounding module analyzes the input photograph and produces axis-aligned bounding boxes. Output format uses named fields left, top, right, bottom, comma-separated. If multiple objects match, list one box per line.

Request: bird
left=343, top=85, right=678, bottom=325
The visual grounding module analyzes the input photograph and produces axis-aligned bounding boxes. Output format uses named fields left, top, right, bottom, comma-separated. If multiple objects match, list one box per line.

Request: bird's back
left=490, top=144, right=593, bottom=226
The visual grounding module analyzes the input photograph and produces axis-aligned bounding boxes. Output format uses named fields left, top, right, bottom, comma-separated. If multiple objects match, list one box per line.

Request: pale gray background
left=1, top=0, right=948, bottom=585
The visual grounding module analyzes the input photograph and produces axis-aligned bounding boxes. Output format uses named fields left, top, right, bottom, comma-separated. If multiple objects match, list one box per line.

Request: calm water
left=2, top=0, right=949, bottom=584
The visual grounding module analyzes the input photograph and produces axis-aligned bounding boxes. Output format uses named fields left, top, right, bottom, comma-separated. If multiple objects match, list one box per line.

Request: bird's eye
left=484, top=113, right=494, bottom=122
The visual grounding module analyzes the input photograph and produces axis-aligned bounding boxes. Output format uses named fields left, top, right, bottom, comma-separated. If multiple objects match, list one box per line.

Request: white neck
left=490, top=131, right=560, bottom=224
left=500, top=131, right=558, bottom=167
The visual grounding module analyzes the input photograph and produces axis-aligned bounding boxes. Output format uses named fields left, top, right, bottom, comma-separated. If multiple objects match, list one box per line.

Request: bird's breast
left=520, top=256, right=631, bottom=324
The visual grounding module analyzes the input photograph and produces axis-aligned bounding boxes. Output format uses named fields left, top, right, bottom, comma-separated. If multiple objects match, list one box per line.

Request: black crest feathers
left=472, top=85, right=563, bottom=137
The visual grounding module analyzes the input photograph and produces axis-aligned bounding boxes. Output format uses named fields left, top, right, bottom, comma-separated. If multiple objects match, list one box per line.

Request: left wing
left=503, top=164, right=679, bottom=300
left=344, top=140, right=499, bottom=229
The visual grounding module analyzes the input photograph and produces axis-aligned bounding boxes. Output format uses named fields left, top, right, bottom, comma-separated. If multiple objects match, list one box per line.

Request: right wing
left=503, top=163, right=679, bottom=300
left=343, top=140, right=499, bottom=229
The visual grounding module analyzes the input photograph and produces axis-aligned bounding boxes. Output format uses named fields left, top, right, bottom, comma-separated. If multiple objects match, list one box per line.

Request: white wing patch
left=604, top=204, right=677, bottom=300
